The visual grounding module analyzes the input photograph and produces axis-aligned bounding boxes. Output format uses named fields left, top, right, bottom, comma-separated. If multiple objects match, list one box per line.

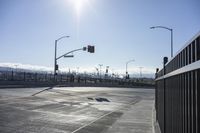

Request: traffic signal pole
left=54, top=40, right=57, bottom=76
left=54, top=45, right=95, bottom=78
left=54, top=36, right=70, bottom=77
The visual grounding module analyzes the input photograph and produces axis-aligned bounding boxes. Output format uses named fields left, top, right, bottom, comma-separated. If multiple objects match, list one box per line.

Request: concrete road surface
left=0, top=87, right=155, bottom=133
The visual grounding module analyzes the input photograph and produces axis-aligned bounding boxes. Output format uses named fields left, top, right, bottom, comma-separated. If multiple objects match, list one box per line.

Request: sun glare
left=70, top=0, right=89, bottom=16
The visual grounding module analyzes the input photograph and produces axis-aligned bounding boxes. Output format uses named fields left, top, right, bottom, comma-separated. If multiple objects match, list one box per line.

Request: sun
left=69, top=0, right=89, bottom=16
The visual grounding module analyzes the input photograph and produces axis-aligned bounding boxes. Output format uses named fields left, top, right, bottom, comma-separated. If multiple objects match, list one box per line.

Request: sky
left=1, top=0, right=200, bottom=77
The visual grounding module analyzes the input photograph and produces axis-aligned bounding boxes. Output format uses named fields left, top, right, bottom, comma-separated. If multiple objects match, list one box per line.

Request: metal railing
left=0, top=71, right=154, bottom=87
left=155, top=31, right=200, bottom=133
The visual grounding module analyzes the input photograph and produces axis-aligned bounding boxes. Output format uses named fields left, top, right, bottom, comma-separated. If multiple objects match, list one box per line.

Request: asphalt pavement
left=0, top=87, right=154, bottom=133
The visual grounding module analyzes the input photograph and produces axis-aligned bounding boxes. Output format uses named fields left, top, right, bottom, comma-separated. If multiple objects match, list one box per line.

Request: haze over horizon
left=1, top=0, right=200, bottom=76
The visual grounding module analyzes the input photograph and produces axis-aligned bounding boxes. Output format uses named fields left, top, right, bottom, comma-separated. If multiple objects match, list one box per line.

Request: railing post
left=23, top=72, right=26, bottom=81
left=35, top=73, right=37, bottom=82
left=155, top=68, right=159, bottom=120
left=163, top=56, right=168, bottom=133
left=11, top=71, right=14, bottom=81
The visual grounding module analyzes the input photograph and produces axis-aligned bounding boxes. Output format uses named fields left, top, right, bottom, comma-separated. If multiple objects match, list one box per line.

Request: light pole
left=126, top=59, right=135, bottom=78
left=105, top=66, right=109, bottom=77
left=139, top=67, right=143, bottom=78
left=76, top=67, right=79, bottom=74
left=111, top=68, right=114, bottom=78
left=150, top=26, right=173, bottom=58
left=99, top=64, right=103, bottom=79
left=15, top=65, right=18, bottom=72
left=54, top=36, right=70, bottom=76
left=95, top=67, right=99, bottom=75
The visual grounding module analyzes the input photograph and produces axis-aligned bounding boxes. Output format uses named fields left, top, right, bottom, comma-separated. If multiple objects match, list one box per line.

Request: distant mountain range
left=0, top=63, right=52, bottom=73
left=0, top=66, right=49, bottom=73
left=0, top=63, right=155, bottom=78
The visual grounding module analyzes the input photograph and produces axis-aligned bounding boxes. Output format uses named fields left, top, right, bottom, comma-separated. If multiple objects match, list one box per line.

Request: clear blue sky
left=1, top=0, right=200, bottom=75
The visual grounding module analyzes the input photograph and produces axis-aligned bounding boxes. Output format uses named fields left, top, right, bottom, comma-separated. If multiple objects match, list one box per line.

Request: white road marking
left=71, top=98, right=141, bottom=133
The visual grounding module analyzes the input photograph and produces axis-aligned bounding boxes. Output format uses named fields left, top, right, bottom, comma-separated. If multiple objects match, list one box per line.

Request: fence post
left=155, top=68, right=159, bottom=120
left=11, top=71, right=14, bottom=81
left=35, top=73, right=37, bottom=82
left=23, top=72, right=26, bottom=81
left=45, top=73, right=47, bottom=82
left=163, top=57, right=168, bottom=133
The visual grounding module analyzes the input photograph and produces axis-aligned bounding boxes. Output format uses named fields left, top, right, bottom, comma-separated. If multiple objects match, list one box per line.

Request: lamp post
left=76, top=67, right=79, bottom=74
left=95, top=67, right=99, bottom=76
left=54, top=36, right=70, bottom=76
left=150, top=26, right=173, bottom=58
left=126, top=59, right=135, bottom=78
left=111, top=68, right=114, bottom=78
left=139, top=67, right=143, bottom=78
left=105, top=66, right=109, bottom=77
left=15, top=65, right=18, bottom=72
left=99, top=64, right=103, bottom=79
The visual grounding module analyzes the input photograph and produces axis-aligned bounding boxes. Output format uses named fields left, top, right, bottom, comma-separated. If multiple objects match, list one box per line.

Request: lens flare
left=70, top=0, right=89, bottom=16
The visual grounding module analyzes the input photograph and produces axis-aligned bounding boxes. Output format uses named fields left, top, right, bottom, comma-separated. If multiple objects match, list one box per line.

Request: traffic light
left=55, top=64, right=59, bottom=70
left=83, top=47, right=87, bottom=51
left=87, top=45, right=95, bottom=53
left=163, top=57, right=168, bottom=65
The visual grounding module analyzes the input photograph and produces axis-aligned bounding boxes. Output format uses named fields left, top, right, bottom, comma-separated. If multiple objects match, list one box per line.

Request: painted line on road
left=71, top=97, right=141, bottom=133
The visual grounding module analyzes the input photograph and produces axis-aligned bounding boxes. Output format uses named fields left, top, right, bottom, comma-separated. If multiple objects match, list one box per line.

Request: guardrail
left=155, top=31, right=200, bottom=133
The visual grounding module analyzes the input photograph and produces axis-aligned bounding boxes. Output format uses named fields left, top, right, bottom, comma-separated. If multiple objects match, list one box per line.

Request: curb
left=152, top=104, right=161, bottom=133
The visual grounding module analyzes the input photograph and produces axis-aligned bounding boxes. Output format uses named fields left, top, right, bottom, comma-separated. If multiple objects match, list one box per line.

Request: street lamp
left=139, top=67, right=143, bottom=78
left=111, top=68, right=115, bottom=78
left=99, top=64, right=103, bottom=79
left=15, top=65, right=18, bottom=72
left=95, top=67, right=99, bottom=76
left=76, top=67, right=79, bottom=74
left=105, top=66, right=109, bottom=77
left=150, top=26, right=173, bottom=58
left=126, top=59, right=135, bottom=78
left=54, top=36, right=70, bottom=76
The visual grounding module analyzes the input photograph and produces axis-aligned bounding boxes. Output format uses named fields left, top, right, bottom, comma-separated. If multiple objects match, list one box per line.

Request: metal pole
left=163, top=57, right=168, bottom=133
left=53, top=36, right=70, bottom=77
left=171, top=29, right=173, bottom=58
left=139, top=67, right=143, bottom=78
left=150, top=26, right=174, bottom=58
left=126, top=62, right=128, bottom=78
left=100, top=65, right=101, bottom=79
left=126, top=60, right=134, bottom=78
left=99, top=64, right=103, bottom=79
left=77, top=67, right=79, bottom=74
left=126, top=62, right=128, bottom=76
left=54, top=40, right=57, bottom=76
